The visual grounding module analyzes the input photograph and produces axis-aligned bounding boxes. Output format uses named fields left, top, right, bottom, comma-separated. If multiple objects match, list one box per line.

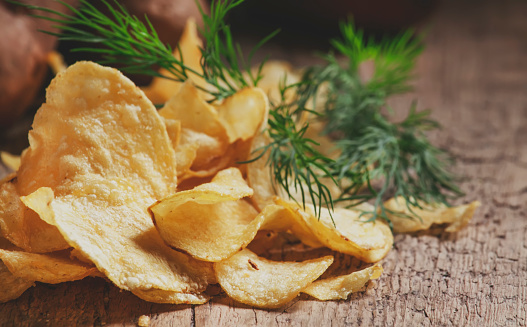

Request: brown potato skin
left=0, top=0, right=78, bottom=127
left=0, top=0, right=209, bottom=126
left=121, top=0, right=208, bottom=48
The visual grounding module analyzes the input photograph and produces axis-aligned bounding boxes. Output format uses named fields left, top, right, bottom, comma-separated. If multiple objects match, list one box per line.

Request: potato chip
left=17, top=61, right=215, bottom=304
left=214, top=248, right=333, bottom=308
left=143, top=18, right=206, bottom=104
left=0, top=235, right=34, bottom=303
left=0, top=174, right=68, bottom=253
left=253, top=61, right=300, bottom=104
left=47, top=51, right=67, bottom=75
left=0, top=177, right=27, bottom=249
left=151, top=168, right=261, bottom=261
left=282, top=201, right=393, bottom=263
left=302, top=264, right=383, bottom=300
left=263, top=200, right=325, bottom=248
left=0, top=249, right=101, bottom=284
left=383, top=197, right=481, bottom=233
left=0, top=260, right=34, bottom=303
left=217, top=87, right=268, bottom=143
left=1, top=152, right=21, bottom=171
left=159, top=81, right=230, bottom=179
left=246, top=132, right=277, bottom=211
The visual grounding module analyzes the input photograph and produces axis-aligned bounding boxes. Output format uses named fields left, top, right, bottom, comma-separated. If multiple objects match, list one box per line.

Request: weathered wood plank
left=1, top=0, right=526, bottom=326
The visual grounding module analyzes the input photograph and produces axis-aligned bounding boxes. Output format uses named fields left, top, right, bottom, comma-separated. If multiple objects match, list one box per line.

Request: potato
left=0, top=0, right=78, bottom=126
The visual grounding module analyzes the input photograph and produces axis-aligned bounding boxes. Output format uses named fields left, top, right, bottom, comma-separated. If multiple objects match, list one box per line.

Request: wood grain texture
left=1, top=0, right=527, bottom=326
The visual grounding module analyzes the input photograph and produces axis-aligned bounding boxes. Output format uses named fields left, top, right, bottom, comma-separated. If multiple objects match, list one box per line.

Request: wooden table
left=1, top=0, right=526, bottom=325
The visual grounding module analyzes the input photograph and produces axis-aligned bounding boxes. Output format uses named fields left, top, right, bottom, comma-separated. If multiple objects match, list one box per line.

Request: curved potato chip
left=159, top=82, right=230, bottom=178
left=0, top=178, right=28, bottom=249
left=47, top=51, right=67, bottom=74
left=143, top=18, right=206, bottom=104
left=254, top=61, right=300, bottom=104
left=1, top=152, right=21, bottom=171
left=246, top=132, right=277, bottom=211
left=217, top=87, right=269, bottom=143
left=302, top=264, right=383, bottom=300
left=263, top=200, right=324, bottom=248
left=214, top=249, right=333, bottom=308
left=0, top=174, right=67, bottom=253
left=383, top=197, right=481, bottom=233
left=151, top=168, right=261, bottom=262
left=0, top=261, right=34, bottom=303
left=283, top=201, right=393, bottom=263
left=17, top=61, right=215, bottom=304
left=0, top=249, right=101, bottom=284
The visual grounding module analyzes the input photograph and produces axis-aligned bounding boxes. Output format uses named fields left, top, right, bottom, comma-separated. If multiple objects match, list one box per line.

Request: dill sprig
left=19, top=0, right=463, bottom=223
left=247, top=85, right=337, bottom=218
left=198, top=0, right=279, bottom=100
left=25, top=0, right=192, bottom=82
left=22, top=0, right=269, bottom=101
left=298, top=21, right=464, bottom=222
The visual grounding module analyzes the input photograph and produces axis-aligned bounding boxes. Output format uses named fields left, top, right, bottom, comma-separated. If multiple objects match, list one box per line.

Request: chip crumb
left=137, top=315, right=150, bottom=327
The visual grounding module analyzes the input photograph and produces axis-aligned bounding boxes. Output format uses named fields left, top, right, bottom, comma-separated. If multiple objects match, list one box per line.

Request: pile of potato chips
left=0, top=21, right=480, bottom=308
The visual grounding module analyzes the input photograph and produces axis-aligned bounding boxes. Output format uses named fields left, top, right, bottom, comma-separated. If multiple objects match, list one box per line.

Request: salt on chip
left=284, top=201, right=393, bottom=263
left=214, top=248, right=333, bottom=308
left=383, top=197, right=481, bottom=233
left=217, top=87, right=269, bottom=143
left=0, top=249, right=101, bottom=284
left=302, top=264, right=383, bottom=300
left=18, top=61, right=215, bottom=304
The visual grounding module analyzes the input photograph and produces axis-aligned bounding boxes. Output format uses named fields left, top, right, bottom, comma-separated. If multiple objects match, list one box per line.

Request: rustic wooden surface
left=1, top=0, right=527, bottom=326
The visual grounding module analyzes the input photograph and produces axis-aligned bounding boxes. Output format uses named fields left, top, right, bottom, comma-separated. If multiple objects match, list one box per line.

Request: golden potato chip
left=383, top=197, right=481, bottom=233
left=0, top=260, right=34, bottom=303
left=246, top=230, right=281, bottom=254
left=161, top=117, right=182, bottom=151
left=47, top=51, right=67, bottom=75
left=0, top=172, right=15, bottom=185
left=217, top=87, right=269, bottom=143
left=1, top=152, right=21, bottom=171
left=283, top=201, right=393, bottom=263
left=214, top=248, right=333, bottom=308
left=302, top=264, right=383, bottom=300
left=151, top=168, right=263, bottom=262
left=0, top=178, right=27, bottom=249
left=263, top=200, right=325, bottom=248
left=159, top=81, right=230, bottom=178
left=254, top=61, right=300, bottom=104
left=0, top=173, right=67, bottom=253
left=17, top=61, right=215, bottom=304
left=0, top=234, right=34, bottom=303
left=246, top=132, right=277, bottom=211
left=0, top=249, right=101, bottom=284
left=143, top=18, right=206, bottom=104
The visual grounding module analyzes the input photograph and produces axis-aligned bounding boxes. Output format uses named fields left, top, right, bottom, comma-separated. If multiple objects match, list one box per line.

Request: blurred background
left=0, top=0, right=512, bottom=155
